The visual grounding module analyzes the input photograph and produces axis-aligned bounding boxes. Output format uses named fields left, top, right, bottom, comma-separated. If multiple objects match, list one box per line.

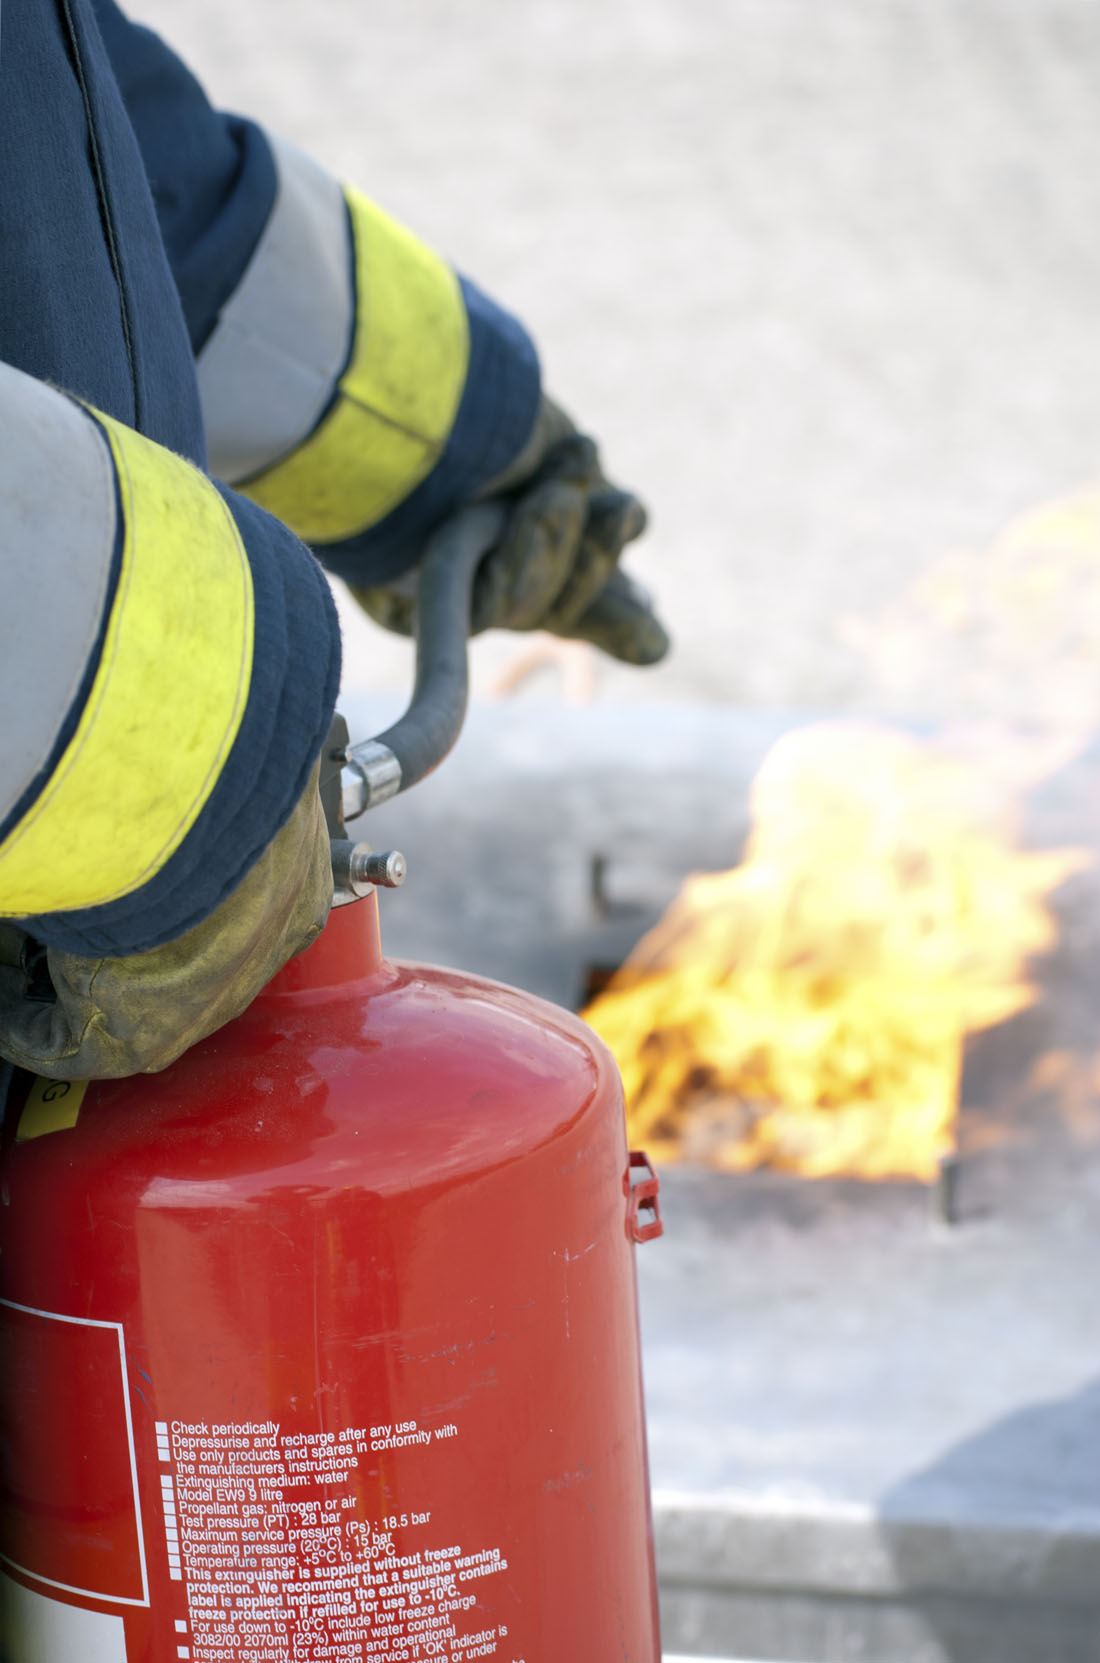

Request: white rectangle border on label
left=0, top=1299, right=150, bottom=1607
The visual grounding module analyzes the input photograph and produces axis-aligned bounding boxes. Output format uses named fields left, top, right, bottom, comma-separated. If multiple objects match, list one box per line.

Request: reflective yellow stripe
left=17, top=1076, right=88, bottom=1141
left=0, top=415, right=254, bottom=914
left=241, top=187, right=470, bottom=543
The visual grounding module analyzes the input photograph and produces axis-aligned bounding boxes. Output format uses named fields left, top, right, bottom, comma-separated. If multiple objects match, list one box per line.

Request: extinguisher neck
left=261, top=891, right=385, bottom=996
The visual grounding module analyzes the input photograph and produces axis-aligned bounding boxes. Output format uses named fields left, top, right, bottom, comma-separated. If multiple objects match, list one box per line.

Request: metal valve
left=331, top=839, right=407, bottom=907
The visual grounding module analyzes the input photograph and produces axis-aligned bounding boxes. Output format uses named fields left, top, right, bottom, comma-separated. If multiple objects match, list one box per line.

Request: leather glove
left=0, top=766, right=331, bottom=1080
left=352, top=398, right=670, bottom=666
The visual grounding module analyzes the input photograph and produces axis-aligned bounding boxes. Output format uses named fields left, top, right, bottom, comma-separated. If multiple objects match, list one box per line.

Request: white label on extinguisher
left=1, top=1573, right=127, bottom=1662
left=158, top=1416, right=513, bottom=1661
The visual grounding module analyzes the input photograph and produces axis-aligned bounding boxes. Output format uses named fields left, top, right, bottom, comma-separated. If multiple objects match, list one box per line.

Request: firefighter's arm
left=0, top=362, right=340, bottom=1078
left=92, top=0, right=668, bottom=664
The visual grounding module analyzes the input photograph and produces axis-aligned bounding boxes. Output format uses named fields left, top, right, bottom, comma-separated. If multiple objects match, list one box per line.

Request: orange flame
left=583, top=724, right=1088, bottom=1180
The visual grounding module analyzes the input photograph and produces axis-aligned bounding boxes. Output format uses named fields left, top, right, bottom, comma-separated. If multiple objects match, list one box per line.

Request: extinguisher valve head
left=330, top=840, right=408, bottom=903
left=361, top=848, right=408, bottom=889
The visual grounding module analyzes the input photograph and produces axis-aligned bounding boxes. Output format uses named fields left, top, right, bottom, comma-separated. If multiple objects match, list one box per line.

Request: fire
left=583, top=724, right=1087, bottom=1180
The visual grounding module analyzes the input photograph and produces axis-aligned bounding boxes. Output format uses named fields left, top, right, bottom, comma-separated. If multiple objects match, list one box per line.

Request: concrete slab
left=647, top=1168, right=1100, bottom=1662
left=341, top=691, right=797, bottom=1007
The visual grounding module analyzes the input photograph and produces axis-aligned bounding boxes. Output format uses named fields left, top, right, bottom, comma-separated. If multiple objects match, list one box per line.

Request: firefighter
left=0, top=0, right=667, bottom=1081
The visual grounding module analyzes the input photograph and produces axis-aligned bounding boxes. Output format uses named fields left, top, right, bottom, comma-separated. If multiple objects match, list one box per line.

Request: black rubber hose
left=367, top=502, right=505, bottom=792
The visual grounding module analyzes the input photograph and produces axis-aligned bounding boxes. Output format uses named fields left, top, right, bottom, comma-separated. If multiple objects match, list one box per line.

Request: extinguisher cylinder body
left=0, top=896, right=662, bottom=1663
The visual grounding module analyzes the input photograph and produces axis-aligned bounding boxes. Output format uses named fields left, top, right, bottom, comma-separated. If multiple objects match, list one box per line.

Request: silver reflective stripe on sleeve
left=0, top=364, right=117, bottom=827
left=197, top=136, right=354, bottom=486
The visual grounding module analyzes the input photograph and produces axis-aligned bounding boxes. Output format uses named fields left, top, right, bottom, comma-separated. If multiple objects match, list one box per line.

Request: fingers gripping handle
left=341, top=503, right=506, bottom=822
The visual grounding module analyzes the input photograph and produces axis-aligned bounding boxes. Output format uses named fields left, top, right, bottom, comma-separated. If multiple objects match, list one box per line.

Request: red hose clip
left=626, top=1150, right=663, bottom=1243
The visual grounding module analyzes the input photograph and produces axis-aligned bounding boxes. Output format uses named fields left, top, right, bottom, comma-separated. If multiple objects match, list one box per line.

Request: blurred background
left=136, top=0, right=1100, bottom=720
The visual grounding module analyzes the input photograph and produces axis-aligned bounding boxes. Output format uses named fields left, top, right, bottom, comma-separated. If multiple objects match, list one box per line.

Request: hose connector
left=340, top=741, right=402, bottom=822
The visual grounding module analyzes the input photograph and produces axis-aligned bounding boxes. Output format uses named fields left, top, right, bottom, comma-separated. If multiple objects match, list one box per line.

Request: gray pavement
left=135, top=0, right=1100, bottom=722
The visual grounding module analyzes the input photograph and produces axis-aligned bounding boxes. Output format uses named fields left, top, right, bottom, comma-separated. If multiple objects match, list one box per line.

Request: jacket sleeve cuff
left=0, top=363, right=340, bottom=958
left=197, top=135, right=541, bottom=585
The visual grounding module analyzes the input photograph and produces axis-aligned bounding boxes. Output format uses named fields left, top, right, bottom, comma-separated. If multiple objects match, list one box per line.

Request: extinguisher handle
left=341, top=503, right=507, bottom=822
left=626, top=1149, right=664, bottom=1243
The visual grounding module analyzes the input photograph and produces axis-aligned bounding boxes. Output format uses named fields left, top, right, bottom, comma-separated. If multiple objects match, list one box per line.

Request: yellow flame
left=583, top=724, right=1088, bottom=1181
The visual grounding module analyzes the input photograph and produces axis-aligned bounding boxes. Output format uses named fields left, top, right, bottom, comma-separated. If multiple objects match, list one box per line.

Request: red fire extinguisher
left=0, top=507, right=664, bottom=1663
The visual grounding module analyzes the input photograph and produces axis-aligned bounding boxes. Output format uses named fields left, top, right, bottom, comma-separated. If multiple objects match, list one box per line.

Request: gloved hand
left=352, top=398, right=670, bottom=666
left=0, top=767, right=332, bottom=1080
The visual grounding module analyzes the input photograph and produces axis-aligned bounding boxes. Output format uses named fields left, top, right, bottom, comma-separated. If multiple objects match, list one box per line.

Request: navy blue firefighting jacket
left=0, top=0, right=540, bottom=956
